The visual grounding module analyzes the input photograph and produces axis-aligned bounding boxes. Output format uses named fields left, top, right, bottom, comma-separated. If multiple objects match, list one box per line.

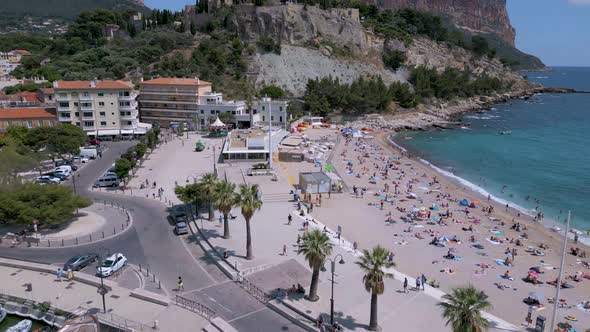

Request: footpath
left=0, top=257, right=208, bottom=331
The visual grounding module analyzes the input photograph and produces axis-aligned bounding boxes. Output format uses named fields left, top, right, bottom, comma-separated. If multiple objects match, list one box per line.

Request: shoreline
left=384, top=132, right=590, bottom=249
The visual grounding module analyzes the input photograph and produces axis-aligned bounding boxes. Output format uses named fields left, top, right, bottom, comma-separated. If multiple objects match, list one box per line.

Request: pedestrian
left=218, top=215, right=223, bottom=226
left=309, top=203, right=313, bottom=213
left=178, top=276, right=184, bottom=291
left=403, top=277, right=408, bottom=293
left=296, top=234, right=301, bottom=246
left=353, top=241, right=358, bottom=251
left=152, top=193, right=155, bottom=199
left=421, top=274, right=426, bottom=290
left=287, top=214, right=292, bottom=225
left=415, top=276, right=421, bottom=291
left=57, top=268, right=62, bottom=282
left=283, top=244, right=287, bottom=256
left=67, top=267, right=73, bottom=281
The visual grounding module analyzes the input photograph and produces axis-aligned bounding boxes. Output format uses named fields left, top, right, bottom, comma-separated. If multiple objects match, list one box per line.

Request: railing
left=119, top=105, right=136, bottom=111
left=58, top=117, right=72, bottom=122
left=80, top=105, right=94, bottom=111
left=237, top=277, right=271, bottom=304
left=118, top=95, right=135, bottom=101
left=175, top=295, right=216, bottom=321
left=79, top=95, right=93, bottom=101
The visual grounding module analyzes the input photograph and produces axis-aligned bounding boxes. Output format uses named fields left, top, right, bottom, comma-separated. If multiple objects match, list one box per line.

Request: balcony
left=140, top=89, right=197, bottom=96
left=82, top=115, right=95, bottom=120
left=57, top=105, right=71, bottom=111
left=80, top=104, right=94, bottom=111
left=120, top=113, right=137, bottom=120
left=119, top=104, right=136, bottom=111
left=83, top=125, right=95, bottom=130
left=79, top=95, right=94, bottom=101
left=118, top=95, right=135, bottom=101
left=58, top=116, right=72, bottom=122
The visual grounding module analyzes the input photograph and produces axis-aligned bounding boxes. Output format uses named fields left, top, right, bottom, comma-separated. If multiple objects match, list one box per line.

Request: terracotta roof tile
left=0, top=108, right=56, bottom=119
left=40, top=88, right=54, bottom=94
left=140, top=77, right=212, bottom=86
left=54, top=80, right=134, bottom=90
left=15, top=91, right=41, bottom=103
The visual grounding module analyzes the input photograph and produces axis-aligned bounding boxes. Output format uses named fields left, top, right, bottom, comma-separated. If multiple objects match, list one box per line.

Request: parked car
left=73, top=156, right=90, bottom=163
left=52, top=169, right=70, bottom=178
left=36, top=175, right=61, bottom=183
left=64, top=253, right=98, bottom=271
left=80, top=148, right=98, bottom=159
left=103, top=171, right=117, bottom=177
left=96, top=253, right=127, bottom=277
left=94, top=175, right=119, bottom=188
left=42, top=172, right=67, bottom=181
left=54, top=165, right=73, bottom=174
left=174, top=221, right=189, bottom=235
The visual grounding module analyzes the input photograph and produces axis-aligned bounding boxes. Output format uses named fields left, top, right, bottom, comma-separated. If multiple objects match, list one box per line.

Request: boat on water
left=499, top=131, right=512, bottom=135
left=0, top=308, right=6, bottom=324
left=6, top=319, right=32, bottom=332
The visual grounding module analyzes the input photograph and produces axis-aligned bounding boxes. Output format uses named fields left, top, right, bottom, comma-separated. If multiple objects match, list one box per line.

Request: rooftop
left=0, top=108, right=56, bottom=119
left=140, top=78, right=212, bottom=87
left=53, top=80, right=134, bottom=90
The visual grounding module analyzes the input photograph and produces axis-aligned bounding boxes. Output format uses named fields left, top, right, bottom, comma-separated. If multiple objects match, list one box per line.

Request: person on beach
left=421, top=274, right=426, bottom=290
left=415, top=276, right=421, bottom=291
left=283, top=244, right=287, bottom=256
left=178, top=276, right=184, bottom=291
left=287, top=214, right=292, bottom=225
left=403, top=277, right=408, bottom=293
left=57, top=268, right=62, bottom=282
left=67, top=267, right=73, bottom=280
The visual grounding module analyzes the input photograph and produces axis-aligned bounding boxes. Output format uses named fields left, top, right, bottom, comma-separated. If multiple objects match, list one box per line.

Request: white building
left=54, top=80, right=150, bottom=138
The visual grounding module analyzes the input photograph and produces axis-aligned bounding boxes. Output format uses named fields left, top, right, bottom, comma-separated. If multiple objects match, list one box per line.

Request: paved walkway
left=0, top=264, right=207, bottom=331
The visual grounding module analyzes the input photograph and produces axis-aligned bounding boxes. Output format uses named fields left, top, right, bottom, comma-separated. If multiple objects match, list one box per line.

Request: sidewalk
left=0, top=263, right=208, bottom=331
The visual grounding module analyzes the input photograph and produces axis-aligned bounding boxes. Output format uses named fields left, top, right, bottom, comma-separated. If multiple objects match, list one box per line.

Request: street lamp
left=212, top=145, right=217, bottom=177
left=321, top=254, right=345, bottom=325
left=96, top=248, right=111, bottom=313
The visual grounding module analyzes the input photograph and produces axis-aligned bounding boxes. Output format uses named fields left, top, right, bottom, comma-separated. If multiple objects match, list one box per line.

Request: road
left=0, top=140, right=305, bottom=331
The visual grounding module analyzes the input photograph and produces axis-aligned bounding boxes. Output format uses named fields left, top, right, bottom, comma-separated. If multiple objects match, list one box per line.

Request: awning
left=210, top=117, right=226, bottom=127
left=86, top=130, right=97, bottom=136
left=96, top=129, right=121, bottom=136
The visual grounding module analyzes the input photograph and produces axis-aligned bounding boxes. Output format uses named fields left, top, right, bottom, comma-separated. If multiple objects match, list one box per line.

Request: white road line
left=227, top=306, right=268, bottom=323
left=178, top=234, right=218, bottom=284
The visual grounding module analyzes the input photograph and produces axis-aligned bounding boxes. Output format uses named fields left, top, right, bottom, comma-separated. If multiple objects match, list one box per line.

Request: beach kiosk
left=208, top=117, right=228, bottom=137
left=299, top=172, right=332, bottom=194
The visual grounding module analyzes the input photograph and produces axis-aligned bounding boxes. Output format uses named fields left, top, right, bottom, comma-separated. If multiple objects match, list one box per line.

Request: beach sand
left=289, top=128, right=590, bottom=331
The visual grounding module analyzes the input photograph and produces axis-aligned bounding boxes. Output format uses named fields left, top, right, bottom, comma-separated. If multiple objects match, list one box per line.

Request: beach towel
left=575, top=304, right=590, bottom=313
left=495, top=259, right=509, bottom=267
left=498, top=274, right=514, bottom=281
left=486, top=238, right=501, bottom=245
left=472, top=244, right=485, bottom=249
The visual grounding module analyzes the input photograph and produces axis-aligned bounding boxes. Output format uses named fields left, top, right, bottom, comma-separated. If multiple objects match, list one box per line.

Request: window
left=210, top=110, right=215, bottom=115
left=126, top=121, right=132, bottom=125
left=200, top=110, right=204, bottom=114
left=119, top=102, right=131, bottom=107
left=83, top=112, right=93, bottom=118
left=58, top=102, right=69, bottom=108
left=75, top=122, right=80, bottom=126
left=279, top=106, right=283, bottom=111
left=27, top=120, right=33, bottom=128
left=100, top=121, right=107, bottom=126
left=83, top=121, right=94, bottom=128
left=271, top=116, right=274, bottom=121
left=231, top=111, right=236, bottom=115
left=280, top=116, right=283, bottom=122
left=99, top=112, right=106, bottom=116
left=83, top=92, right=90, bottom=97
left=99, top=102, right=105, bottom=107
left=262, top=106, right=265, bottom=111
left=119, top=91, right=130, bottom=97
left=71, top=92, right=78, bottom=97
left=98, top=92, right=104, bottom=97
left=216, top=110, right=220, bottom=114
left=74, top=102, right=78, bottom=107
left=262, top=116, right=265, bottom=121
left=112, top=122, right=116, bottom=125
left=74, top=112, right=79, bottom=116
left=60, top=112, right=71, bottom=118
left=58, top=93, right=67, bottom=98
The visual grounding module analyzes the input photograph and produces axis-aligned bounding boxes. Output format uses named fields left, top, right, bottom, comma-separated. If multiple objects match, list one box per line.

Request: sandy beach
left=291, top=128, right=590, bottom=331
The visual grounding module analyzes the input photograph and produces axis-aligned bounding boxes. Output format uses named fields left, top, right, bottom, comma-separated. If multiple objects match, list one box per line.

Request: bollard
left=27, top=240, right=31, bottom=247
left=36, top=241, right=39, bottom=247
left=121, top=224, right=124, bottom=231
left=139, top=264, right=142, bottom=272
left=104, top=200, right=107, bottom=205
left=62, top=239, right=64, bottom=246
left=89, top=234, right=92, bottom=242
left=146, top=266, right=149, bottom=277
left=113, top=227, right=116, bottom=235
left=158, top=280, right=161, bottom=289
left=153, top=274, right=155, bottom=282
left=75, top=237, right=78, bottom=245
left=48, top=240, right=50, bottom=247
left=102, top=231, right=105, bottom=239
left=111, top=201, right=113, bottom=207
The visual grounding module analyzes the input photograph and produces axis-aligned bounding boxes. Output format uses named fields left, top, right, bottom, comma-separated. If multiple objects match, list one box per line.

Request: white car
left=96, top=253, right=127, bottom=277
left=73, top=156, right=90, bottom=163
left=36, top=176, right=61, bottom=184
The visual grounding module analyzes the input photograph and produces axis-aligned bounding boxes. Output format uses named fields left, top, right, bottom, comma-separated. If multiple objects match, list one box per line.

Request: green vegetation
left=303, top=76, right=417, bottom=116
left=382, top=49, right=406, bottom=71
left=259, top=85, right=286, bottom=98
left=438, top=285, right=492, bottom=332
left=135, top=142, right=147, bottom=159
left=356, top=245, right=395, bottom=331
left=409, top=66, right=507, bottom=100
left=2, top=82, right=51, bottom=94
left=256, top=36, right=281, bottom=55
left=114, top=158, right=132, bottom=179
left=298, top=229, right=333, bottom=301
left=213, top=181, right=239, bottom=239
left=217, top=112, right=236, bottom=125
left=236, top=184, right=262, bottom=260
left=0, top=183, right=91, bottom=227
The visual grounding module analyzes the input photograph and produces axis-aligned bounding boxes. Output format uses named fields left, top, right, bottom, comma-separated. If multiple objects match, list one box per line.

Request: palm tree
left=199, top=173, right=218, bottom=221
left=236, top=184, right=262, bottom=260
left=356, top=245, right=395, bottom=331
left=213, top=181, right=238, bottom=239
left=438, top=285, right=491, bottom=332
left=298, top=229, right=332, bottom=302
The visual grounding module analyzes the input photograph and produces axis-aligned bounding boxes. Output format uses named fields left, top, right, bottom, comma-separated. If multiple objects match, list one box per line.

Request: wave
left=464, top=114, right=501, bottom=120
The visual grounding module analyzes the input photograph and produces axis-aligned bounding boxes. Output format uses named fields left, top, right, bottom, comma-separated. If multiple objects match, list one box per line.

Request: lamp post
left=549, top=211, right=571, bottom=332
left=96, top=248, right=110, bottom=313
left=267, top=96, right=272, bottom=169
left=322, top=254, right=345, bottom=325
left=212, top=145, right=217, bottom=177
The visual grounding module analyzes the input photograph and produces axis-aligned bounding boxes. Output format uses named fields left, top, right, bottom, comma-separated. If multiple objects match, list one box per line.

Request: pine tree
left=190, top=21, right=197, bottom=35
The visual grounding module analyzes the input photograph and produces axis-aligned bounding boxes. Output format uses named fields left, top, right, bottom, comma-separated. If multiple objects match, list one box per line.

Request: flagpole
left=549, top=211, right=570, bottom=332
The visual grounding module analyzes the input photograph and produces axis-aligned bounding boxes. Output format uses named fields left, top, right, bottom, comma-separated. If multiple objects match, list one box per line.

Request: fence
left=236, top=277, right=271, bottom=304
left=175, top=295, right=216, bottom=321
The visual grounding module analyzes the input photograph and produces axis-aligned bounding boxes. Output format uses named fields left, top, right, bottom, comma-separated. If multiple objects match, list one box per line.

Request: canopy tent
left=459, top=199, right=469, bottom=206
left=208, top=117, right=229, bottom=137
left=210, top=117, right=226, bottom=127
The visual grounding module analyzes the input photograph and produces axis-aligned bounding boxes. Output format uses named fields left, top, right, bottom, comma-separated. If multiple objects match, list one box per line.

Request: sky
left=145, top=0, right=590, bottom=67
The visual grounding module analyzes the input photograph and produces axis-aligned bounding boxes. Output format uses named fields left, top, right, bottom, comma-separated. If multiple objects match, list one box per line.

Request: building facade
left=53, top=80, right=148, bottom=137
left=138, top=77, right=212, bottom=128
left=0, top=108, right=57, bottom=133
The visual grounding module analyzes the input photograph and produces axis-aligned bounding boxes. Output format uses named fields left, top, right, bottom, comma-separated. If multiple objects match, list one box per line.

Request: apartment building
left=138, top=78, right=212, bottom=128
left=0, top=108, right=57, bottom=133
left=53, top=80, right=148, bottom=137
left=251, top=97, right=289, bottom=128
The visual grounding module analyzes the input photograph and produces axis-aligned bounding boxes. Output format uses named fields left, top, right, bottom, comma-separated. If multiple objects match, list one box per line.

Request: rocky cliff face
left=228, top=4, right=528, bottom=95
left=366, top=0, right=516, bottom=46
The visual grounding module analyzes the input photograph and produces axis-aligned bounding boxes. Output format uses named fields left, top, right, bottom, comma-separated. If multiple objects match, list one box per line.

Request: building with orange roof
left=0, top=108, right=57, bottom=133
left=54, top=80, right=150, bottom=138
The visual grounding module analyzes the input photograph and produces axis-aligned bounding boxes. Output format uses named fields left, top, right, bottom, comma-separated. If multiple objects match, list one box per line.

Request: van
left=80, top=148, right=98, bottom=159
left=94, top=175, right=120, bottom=188
left=55, top=165, right=73, bottom=173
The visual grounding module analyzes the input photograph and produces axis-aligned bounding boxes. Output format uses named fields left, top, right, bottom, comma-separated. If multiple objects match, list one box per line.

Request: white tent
left=210, top=117, right=226, bottom=127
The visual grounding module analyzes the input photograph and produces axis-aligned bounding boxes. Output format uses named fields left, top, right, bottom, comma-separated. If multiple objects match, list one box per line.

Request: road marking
left=227, top=306, right=267, bottom=323
left=178, top=234, right=218, bottom=285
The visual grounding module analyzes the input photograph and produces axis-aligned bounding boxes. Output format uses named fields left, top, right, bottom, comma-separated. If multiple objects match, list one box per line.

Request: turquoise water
left=397, top=67, right=590, bottom=230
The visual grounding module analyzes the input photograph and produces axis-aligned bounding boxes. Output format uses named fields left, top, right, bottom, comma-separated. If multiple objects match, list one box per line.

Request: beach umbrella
left=432, top=204, right=440, bottom=211
left=324, top=164, right=334, bottom=172
left=459, top=199, right=469, bottom=206
left=528, top=291, right=545, bottom=301
left=528, top=270, right=539, bottom=277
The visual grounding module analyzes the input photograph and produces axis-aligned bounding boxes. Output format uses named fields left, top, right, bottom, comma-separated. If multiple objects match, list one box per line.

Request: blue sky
left=145, top=0, right=590, bottom=66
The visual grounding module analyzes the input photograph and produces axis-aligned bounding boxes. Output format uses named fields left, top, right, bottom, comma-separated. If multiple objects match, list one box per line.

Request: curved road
left=0, top=141, right=305, bottom=331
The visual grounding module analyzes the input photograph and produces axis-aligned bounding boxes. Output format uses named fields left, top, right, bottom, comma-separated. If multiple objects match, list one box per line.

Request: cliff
left=364, top=0, right=516, bottom=47
left=228, top=4, right=529, bottom=95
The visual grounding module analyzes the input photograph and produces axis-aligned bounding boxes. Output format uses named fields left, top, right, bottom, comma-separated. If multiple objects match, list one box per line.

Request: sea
left=395, top=67, right=590, bottom=235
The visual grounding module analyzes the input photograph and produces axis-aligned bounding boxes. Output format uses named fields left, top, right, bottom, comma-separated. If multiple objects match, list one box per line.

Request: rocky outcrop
left=364, top=0, right=515, bottom=46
